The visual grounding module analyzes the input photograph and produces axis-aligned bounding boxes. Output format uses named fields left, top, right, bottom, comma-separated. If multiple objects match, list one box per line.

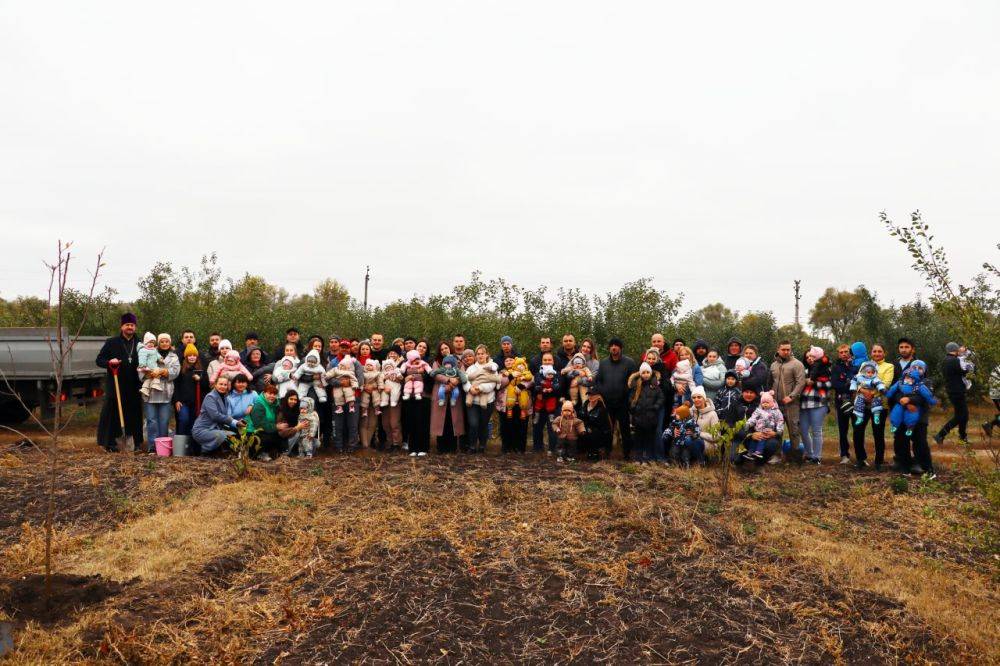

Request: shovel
left=111, top=364, right=135, bottom=452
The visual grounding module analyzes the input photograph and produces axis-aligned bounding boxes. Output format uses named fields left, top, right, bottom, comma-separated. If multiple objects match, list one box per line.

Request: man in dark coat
left=96, top=313, right=144, bottom=452
left=594, top=337, right=638, bottom=459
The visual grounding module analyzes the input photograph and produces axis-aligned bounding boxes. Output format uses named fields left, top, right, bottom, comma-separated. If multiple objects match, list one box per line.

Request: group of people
left=95, top=312, right=992, bottom=477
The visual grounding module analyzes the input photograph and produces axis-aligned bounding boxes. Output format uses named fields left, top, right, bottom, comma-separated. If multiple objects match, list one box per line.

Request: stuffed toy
left=326, top=355, right=359, bottom=413
left=503, top=356, right=533, bottom=419
left=292, top=350, right=328, bottom=403
left=380, top=358, right=404, bottom=407
left=429, top=354, right=469, bottom=406
left=887, top=367, right=937, bottom=436
left=210, top=349, right=253, bottom=386
left=850, top=361, right=886, bottom=425
left=297, top=396, right=321, bottom=458
left=360, top=357, right=384, bottom=417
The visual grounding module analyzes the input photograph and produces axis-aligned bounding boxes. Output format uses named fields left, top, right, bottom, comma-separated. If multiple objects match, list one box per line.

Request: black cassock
left=95, top=334, right=144, bottom=449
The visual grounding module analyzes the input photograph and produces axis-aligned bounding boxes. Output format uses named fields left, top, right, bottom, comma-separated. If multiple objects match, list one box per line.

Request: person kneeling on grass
left=192, top=376, right=244, bottom=454
left=247, top=383, right=281, bottom=462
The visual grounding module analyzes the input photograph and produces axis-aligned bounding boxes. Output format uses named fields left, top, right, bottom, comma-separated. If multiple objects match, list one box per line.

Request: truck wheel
left=0, top=400, right=33, bottom=425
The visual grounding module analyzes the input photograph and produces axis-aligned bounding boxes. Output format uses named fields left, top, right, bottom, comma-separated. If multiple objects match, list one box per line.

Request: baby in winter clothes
left=850, top=360, right=886, bottom=424
left=563, top=353, right=594, bottom=404
left=210, top=350, right=253, bottom=386
left=887, top=366, right=937, bottom=436
left=715, top=371, right=743, bottom=426
left=326, top=355, right=359, bottom=413
left=958, top=346, right=976, bottom=391
left=360, top=358, right=384, bottom=416
left=743, top=391, right=785, bottom=461
left=271, top=356, right=299, bottom=397
left=380, top=358, right=404, bottom=407
left=297, top=396, right=320, bottom=458
left=465, top=359, right=500, bottom=407
left=672, top=359, right=694, bottom=387
left=138, top=332, right=166, bottom=397
left=293, top=350, right=328, bottom=403
left=401, top=350, right=432, bottom=400
left=550, top=400, right=585, bottom=462
left=430, top=354, right=470, bottom=407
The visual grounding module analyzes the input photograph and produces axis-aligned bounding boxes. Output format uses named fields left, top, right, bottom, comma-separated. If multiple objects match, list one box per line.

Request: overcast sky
left=2, top=1, right=997, bottom=325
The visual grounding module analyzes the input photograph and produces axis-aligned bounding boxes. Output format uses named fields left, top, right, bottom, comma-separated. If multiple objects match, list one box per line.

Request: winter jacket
left=226, top=389, right=257, bottom=420
left=800, top=357, right=832, bottom=411
left=581, top=399, right=612, bottom=442
left=595, top=354, right=639, bottom=408
left=769, top=355, right=806, bottom=402
left=627, top=373, right=665, bottom=431
left=240, top=345, right=270, bottom=366
left=693, top=399, right=720, bottom=448
left=723, top=337, right=743, bottom=370
left=830, top=359, right=854, bottom=399
left=701, top=357, right=727, bottom=400
left=850, top=342, right=869, bottom=371
left=139, top=351, right=180, bottom=404
left=247, top=393, right=277, bottom=434
left=551, top=414, right=585, bottom=441
left=715, top=381, right=743, bottom=427
left=174, top=365, right=211, bottom=411
left=875, top=361, right=895, bottom=391
left=941, top=355, right=967, bottom=395
left=740, top=357, right=769, bottom=393
left=192, top=390, right=238, bottom=440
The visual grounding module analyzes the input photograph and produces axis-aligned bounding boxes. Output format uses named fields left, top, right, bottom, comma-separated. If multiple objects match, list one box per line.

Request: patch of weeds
left=915, top=474, right=946, bottom=495
left=809, top=518, right=835, bottom=531
left=779, top=485, right=802, bottom=498
left=742, top=521, right=757, bottom=537
left=889, top=476, right=909, bottom=495
left=744, top=484, right=765, bottom=500
left=620, top=463, right=639, bottom=475
left=813, top=477, right=839, bottom=496
left=145, top=459, right=157, bottom=473
left=103, top=486, right=135, bottom=517
left=287, top=498, right=315, bottom=510
left=309, top=465, right=324, bottom=477
left=580, top=480, right=613, bottom=497
left=922, top=505, right=937, bottom=519
left=702, top=500, right=722, bottom=516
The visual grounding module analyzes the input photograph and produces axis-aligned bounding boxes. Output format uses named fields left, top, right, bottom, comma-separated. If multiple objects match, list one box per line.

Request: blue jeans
left=175, top=403, right=193, bottom=436
left=799, top=407, right=826, bottom=459
left=332, top=408, right=359, bottom=451
left=466, top=403, right=491, bottom=451
left=532, top=415, right=556, bottom=452
left=144, top=401, right=172, bottom=448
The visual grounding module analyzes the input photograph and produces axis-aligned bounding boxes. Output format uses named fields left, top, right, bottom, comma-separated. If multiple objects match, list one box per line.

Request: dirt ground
left=0, top=403, right=997, bottom=664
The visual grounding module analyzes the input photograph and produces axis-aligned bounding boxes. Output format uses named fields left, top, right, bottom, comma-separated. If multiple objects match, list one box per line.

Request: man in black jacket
left=830, top=344, right=855, bottom=464
left=273, top=327, right=304, bottom=362
left=594, top=337, right=638, bottom=459
left=935, top=342, right=969, bottom=445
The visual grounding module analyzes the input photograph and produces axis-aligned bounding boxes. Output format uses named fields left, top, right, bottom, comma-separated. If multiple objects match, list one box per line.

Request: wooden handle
left=112, top=372, right=125, bottom=430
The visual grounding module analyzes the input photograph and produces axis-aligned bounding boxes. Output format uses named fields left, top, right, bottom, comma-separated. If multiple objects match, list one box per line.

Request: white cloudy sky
left=1, top=1, right=997, bottom=325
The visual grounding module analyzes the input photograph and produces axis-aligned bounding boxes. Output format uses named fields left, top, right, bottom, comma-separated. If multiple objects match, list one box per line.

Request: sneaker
left=924, top=471, right=937, bottom=480
left=839, top=456, right=851, bottom=465
left=258, top=453, right=272, bottom=462
left=855, top=460, right=869, bottom=469
left=417, top=451, right=427, bottom=457
left=767, top=454, right=781, bottom=465
left=304, top=453, right=313, bottom=459
left=933, top=432, right=945, bottom=446
left=409, top=452, right=418, bottom=457
left=557, top=456, right=564, bottom=463
left=811, top=457, right=821, bottom=465
left=750, top=452, right=764, bottom=461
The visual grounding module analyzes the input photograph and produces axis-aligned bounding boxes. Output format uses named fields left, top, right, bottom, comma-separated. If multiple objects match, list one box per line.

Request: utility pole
left=363, top=265, right=370, bottom=312
left=793, top=279, right=802, bottom=332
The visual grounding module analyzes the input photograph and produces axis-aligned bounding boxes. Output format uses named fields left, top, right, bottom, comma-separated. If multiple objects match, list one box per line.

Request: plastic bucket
left=172, top=435, right=188, bottom=457
left=154, top=437, right=173, bottom=457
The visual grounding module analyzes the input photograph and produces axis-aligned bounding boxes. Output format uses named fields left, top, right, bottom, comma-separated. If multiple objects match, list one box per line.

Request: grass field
left=0, top=403, right=997, bottom=664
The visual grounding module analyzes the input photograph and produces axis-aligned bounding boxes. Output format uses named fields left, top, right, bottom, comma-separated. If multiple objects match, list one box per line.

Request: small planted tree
left=0, top=241, right=105, bottom=597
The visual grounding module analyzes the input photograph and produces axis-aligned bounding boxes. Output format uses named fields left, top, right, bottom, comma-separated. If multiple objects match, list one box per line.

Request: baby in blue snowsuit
left=886, top=366, right=936, bottom=436
left=850, top=360, right=886, bottom=425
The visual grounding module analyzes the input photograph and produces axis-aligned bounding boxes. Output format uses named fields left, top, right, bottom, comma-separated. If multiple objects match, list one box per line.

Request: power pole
left=794, top=279, right=802, bottom=332
left=363, top=265, right=370, bottom=312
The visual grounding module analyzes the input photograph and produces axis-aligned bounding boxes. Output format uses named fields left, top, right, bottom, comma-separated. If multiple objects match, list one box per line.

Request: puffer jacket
left=701, top=357, right=727, bottom=400
left=694, top=399, right=720, bottom=449
left=627, top=372, right=665, bottom=431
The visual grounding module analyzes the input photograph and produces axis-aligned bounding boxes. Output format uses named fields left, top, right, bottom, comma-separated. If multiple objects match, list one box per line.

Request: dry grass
left=0, top=415, right=997, bottom=664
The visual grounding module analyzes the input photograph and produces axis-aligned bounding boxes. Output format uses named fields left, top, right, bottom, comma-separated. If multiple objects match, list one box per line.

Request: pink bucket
left=154, top=437, right=173, bottom=456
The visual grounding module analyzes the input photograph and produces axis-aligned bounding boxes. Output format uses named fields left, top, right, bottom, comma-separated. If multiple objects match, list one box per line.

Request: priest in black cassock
left=96, top=312, right=144, bottom=451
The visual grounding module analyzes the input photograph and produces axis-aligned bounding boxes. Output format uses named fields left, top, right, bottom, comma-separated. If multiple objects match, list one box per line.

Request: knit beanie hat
left=674, top=404, right=691, bottom=420
left=183, top=344, right=198, bottom=358
left=500, top=335, right=513, bottom=345
left=219, top=339, right=233, bottom=352
left=945, top=342, right=960, bottom=353
left=406, top=350, right=420, bottom=362
left=157, top=332, right=172, bottom=344
left=807, top=345, right=824, bottom=361
left=561, top=400, right=575, bottom=413
left=759, top=391, right=776, bottom=408
left=690, top=386, right=707, bottom=400
left=143, top=332, right=156, bottom=344
left=225, top=350, right=241, bottom=363
left=443, top=354, right=458, bottom=366
left=639, top=362, right=652, bottom=374
left=608, top=336, right=624, bottom=349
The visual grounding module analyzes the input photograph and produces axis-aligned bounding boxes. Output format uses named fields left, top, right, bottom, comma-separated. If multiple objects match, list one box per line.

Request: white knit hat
left=639, top=362, right=652, bottom=374
left=142, top=332, right=156, bottom=344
